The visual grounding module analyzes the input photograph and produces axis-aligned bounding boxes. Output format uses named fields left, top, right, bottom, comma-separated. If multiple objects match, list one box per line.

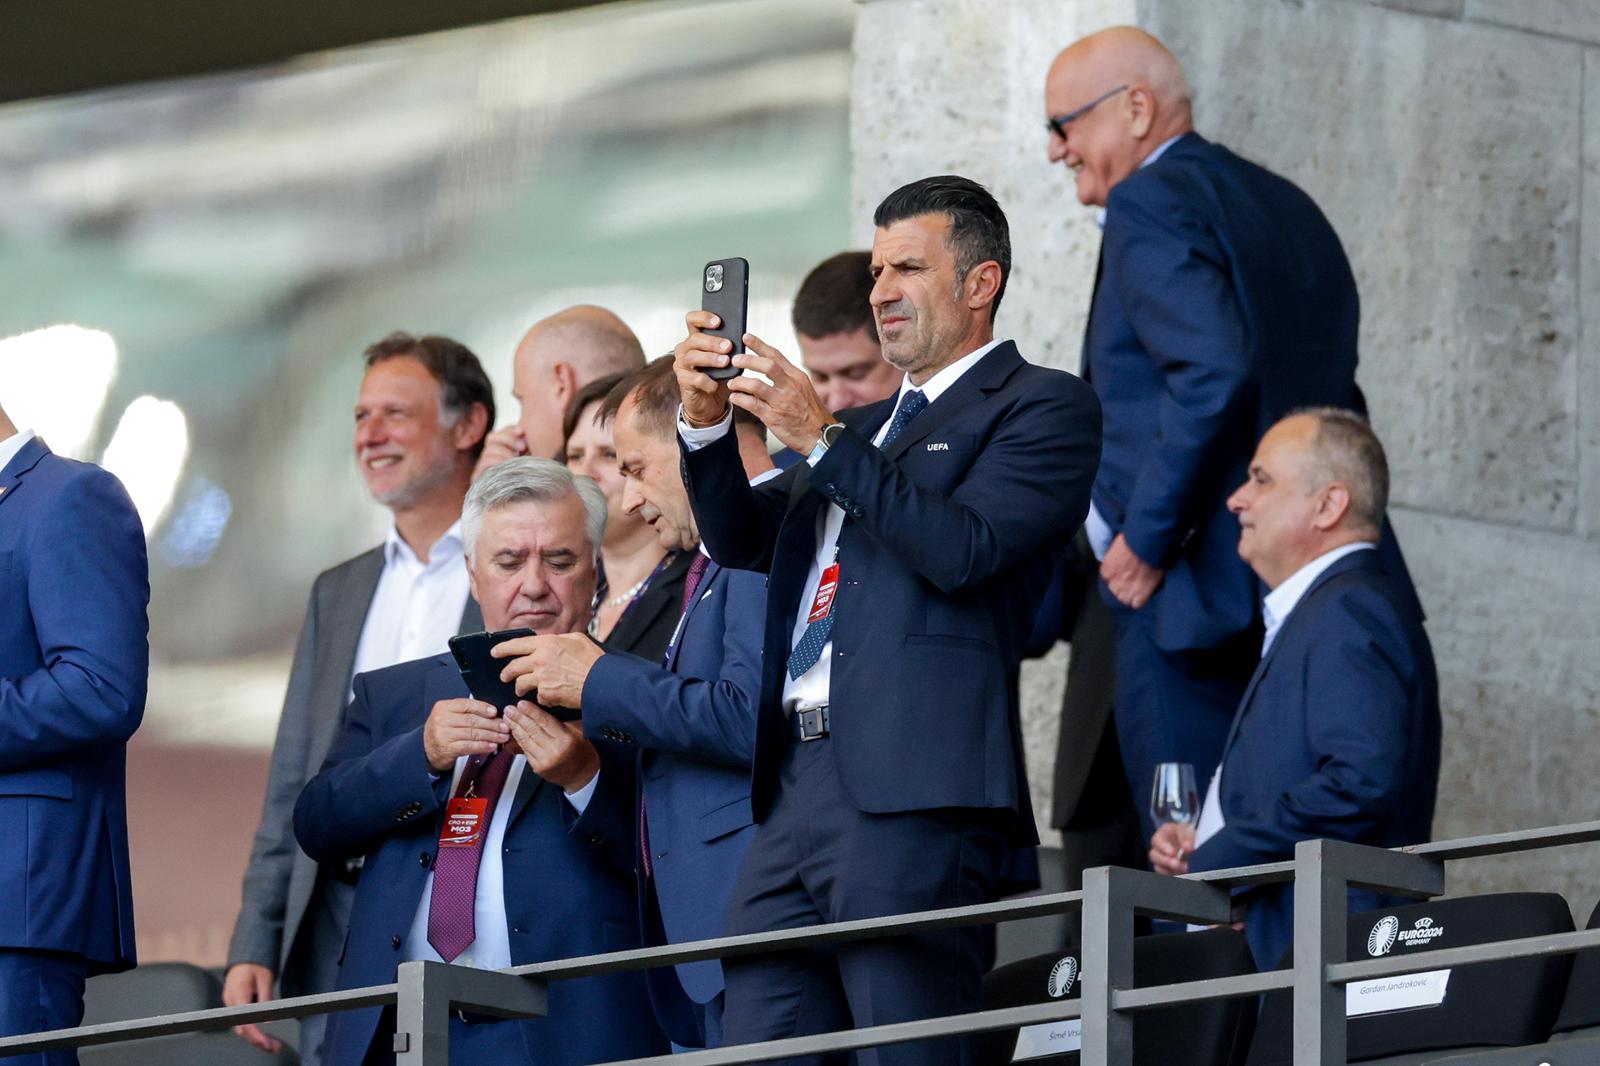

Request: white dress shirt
left=1085, top=131, right=1188, bottom=561
left=403, top=753, right=596, bottom=969
left=679, top=338, right=1004, bottom=713
left=349, top=520, right=472, bottom=694
left=1192, top=540, right=1377, bottom=849
left=0, top=427, right=37, bottom=476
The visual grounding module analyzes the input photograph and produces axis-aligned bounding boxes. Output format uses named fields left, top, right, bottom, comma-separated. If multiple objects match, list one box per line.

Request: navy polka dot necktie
left=786, top=389, right=927, bottom=681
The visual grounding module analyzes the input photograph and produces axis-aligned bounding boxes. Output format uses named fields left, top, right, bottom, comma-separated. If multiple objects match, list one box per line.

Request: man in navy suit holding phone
left=0, top=400, right=148, bottom=1065
left=294, top=458, right=663, bottom=1065
left=1045, top=27, right=1367, bottom=840
left=671, top=175, right=1102, bottom=1063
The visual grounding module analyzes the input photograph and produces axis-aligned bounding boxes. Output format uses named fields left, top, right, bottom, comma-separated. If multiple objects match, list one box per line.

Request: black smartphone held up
left=447, top=628, right=580, bottom=723
left=700, top=257, right=749, bottom=381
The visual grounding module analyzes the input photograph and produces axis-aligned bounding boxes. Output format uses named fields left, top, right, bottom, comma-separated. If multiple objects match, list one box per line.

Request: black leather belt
left=793, top=705, right=830, bottom=741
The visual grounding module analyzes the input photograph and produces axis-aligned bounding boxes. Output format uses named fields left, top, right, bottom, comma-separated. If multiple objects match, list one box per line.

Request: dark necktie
left=426, top=749, right=516, bottom=962
left=786, top=389, right=928, bottom=680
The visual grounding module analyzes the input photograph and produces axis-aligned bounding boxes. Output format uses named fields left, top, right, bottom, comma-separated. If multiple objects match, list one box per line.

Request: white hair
left=462, top=457, right=607, bottom=563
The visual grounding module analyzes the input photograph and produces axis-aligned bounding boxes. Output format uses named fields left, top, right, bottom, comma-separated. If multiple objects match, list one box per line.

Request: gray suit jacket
left=226, top=546, right=481, bottom=994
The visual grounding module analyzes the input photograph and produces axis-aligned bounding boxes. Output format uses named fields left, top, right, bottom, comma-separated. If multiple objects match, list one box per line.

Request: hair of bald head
left=1289, top=407, right=1389, bottom=533
left=520, top=305, right=647, bottom=380
left=1055, top=26, right=1192, bottom=119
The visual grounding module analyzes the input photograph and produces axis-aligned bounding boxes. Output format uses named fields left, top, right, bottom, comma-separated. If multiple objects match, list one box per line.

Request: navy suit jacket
left=681, top=341, right=1101, bottom=839
left=1187, top=549, right=1441, bottom=969
left=293, top=655, right=664, bottom=1065
left=0, top=437, right=147, bottom=974
left=584, top=559, right=763, bottom=1037
left=1087, top=132, right=1362, bottom=651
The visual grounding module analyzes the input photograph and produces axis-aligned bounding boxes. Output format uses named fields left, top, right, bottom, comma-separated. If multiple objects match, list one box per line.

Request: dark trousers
left=1105, top=588, right=1256, bottom=844
left=721, top=737, right=1007, bottom=1066
left=0, top=950, right=88, bottom=1066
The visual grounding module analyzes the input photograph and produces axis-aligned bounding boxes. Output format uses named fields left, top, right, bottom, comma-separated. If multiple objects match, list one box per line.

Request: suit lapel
left=506, top=756, right=547, bottom=829
left=0, top=437, right=50, bottom=512
left=882, top=342, right=1024, bottom=462
left=332, top=548, right=387, bottom=685
left=666, top=559, right=721, bottom=671
left=1217, top=549, right=1382, bottom=758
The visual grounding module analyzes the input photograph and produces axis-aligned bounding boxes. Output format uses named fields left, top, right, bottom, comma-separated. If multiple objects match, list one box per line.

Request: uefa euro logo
left=1367, top=915, right=1400, bottom=957
left=1047, top=956, right=1080, bottom=998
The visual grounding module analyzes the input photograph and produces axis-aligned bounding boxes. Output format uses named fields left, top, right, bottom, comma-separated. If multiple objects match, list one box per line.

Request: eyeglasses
left=1045, top=84, right=1129, bottom=140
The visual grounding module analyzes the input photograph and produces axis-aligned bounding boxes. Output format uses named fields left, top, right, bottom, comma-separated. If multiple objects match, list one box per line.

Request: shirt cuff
left=1084, top=501, right=1114, bottom=561
left=564, top=770, right=599, bottom=815
left=678, top=405, right=732, bottom=450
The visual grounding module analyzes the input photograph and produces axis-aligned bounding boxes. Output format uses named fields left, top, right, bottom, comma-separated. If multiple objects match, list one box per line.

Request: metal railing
left=5, top=819, right=1599, bottom=1066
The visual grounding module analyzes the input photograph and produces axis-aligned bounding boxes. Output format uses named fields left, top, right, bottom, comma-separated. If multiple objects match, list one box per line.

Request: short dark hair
left=561, top=371, right=629, bottom=451
left=599, top=355, right=764, bottom=442
left=793, top=251, right=877, bottom=340
left=872, top=175, right=1011, bottom=320
left=363, top=332, right=495, bottom=458
left=1292, top=407, right=1390, bottom=531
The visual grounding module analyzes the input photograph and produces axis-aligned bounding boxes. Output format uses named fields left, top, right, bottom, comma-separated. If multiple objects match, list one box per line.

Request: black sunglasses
left=1045, top=84, right=1130, bottom=140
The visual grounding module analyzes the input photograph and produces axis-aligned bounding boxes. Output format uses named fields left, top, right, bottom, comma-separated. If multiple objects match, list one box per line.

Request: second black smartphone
left=447, top=628, right=579, bottom=723
left=700, top=256, right=749, bottom=381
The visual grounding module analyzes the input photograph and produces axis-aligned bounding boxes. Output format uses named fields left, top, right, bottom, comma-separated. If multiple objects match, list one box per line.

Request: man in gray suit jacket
left=222, top=333, right=492, bottom=1063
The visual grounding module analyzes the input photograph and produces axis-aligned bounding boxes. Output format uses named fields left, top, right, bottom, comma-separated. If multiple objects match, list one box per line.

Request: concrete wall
left=851, top=0, right=1600, bottom=910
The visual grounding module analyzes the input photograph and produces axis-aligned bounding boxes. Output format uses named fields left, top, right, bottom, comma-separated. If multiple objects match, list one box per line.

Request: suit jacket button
left=391, top=935, right=402, bottom=950
left=824, top=483, right=836, bottom=493
left=419, top=852, right=433, bottom=869
left=586, top=833, right=603, bottom=846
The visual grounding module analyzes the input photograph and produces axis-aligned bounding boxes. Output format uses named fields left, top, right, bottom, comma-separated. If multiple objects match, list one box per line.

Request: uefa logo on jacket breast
left=1367, top=915, right=1400, bottom=957
left=1047, top=956, right=1079, bottom=998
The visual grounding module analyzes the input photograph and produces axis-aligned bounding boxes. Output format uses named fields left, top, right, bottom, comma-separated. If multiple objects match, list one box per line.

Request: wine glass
left=1150, top=762, right=1200, bottom=828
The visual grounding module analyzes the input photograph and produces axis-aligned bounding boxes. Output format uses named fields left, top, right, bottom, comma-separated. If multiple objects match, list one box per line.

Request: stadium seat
left=1245, top=893, right=1575, bottom=1066
left=975, top=926, right=1257, bottom=1066
left=80, top=962, right=299, bottom=1065
left=1417, top=898, right=1600, bottom=1063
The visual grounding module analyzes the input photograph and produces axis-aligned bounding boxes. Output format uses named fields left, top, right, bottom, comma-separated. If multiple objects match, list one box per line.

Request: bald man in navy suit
left=1046, top=28, right=1368, bottom=841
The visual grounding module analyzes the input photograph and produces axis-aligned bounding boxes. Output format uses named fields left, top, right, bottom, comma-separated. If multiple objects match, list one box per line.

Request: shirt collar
left=895, top=338, right=1003, bottom=408
left=385, top=517, right=465, bottom=569
left=1095, top=132, right=1188, bottom=228
left=0, top=428, right=38, bottom=477
left=1261, top=541, right=1378, bottom=653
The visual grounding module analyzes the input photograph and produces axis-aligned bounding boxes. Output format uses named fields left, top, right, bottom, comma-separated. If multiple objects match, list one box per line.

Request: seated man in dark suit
left=494, top=356, right=767, bottom=1048
left=1149, top=409, right=1441, bottom=971
left=293, top=458, right=664, bottom=1066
